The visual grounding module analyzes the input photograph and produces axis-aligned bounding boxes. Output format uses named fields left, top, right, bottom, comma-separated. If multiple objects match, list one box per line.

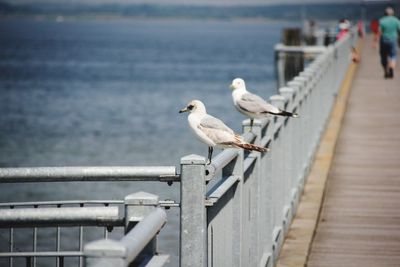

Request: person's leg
left=388, top=39, right=397, bottom=78
left=380, top=39, right=389, bottom=77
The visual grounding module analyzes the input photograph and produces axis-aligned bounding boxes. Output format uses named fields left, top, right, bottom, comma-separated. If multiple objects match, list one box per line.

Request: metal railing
left=0, top=28, right=357, bottom=267
left=0, top=166, right=179, bottom=183
left=0, top=190, right=171, bottom=267
left=179, top=28, right=357, bottom=267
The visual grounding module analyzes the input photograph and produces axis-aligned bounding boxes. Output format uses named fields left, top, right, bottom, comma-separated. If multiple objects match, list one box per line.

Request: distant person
left=351, top=46, right=361, bottom=63
left=375, top=7, right=400, bottom=78
left=335, top=19, right=360, bottom=63
left=357, top=20, right=365, bottom=38
left=304, top=19, right=316, bottom=45
left=336, top=19, right=350, bottom=41
left=370, top=19, right=379, bottom=35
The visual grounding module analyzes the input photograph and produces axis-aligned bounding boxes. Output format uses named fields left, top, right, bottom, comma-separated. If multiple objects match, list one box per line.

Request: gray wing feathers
left=238, top=93, right=280, bottom=114
left=199, top=115, right=235, bottom=144
left=200, top=115, right=234, bottom=134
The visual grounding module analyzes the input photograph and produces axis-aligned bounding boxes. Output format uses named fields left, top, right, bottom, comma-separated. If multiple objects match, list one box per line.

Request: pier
left=0, top=27, right=399, bottom=267
left=277, top=35, right=400, bottom=267
left=308, top=36, right=400, bottom=267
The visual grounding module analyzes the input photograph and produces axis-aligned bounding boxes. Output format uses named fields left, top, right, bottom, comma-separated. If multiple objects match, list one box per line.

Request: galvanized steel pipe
left=0, top=166, right=179, bottom=183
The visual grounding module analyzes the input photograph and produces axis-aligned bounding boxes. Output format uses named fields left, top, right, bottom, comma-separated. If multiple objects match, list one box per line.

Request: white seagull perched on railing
left=230, top=78, right=298, bottom=128
left=179, top=100, right=268, bottom=164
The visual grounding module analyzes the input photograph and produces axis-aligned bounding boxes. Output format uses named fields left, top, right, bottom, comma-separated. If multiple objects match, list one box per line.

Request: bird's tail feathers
left=235, top=143, right=269, bottom=153
left=276, top=110, right=299, bottom=118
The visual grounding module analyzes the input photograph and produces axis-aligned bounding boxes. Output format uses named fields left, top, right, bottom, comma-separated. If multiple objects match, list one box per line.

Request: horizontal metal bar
left=0, top=166, right=179, bottom=183
left=243, top=153, right=257, bottom=173
left=206, top=175, right=240, bottom=206
left=120, top=208, right=167, bottom=264
left=0, top=251, right=83, bottom=257
left=158, top=200, right=180, bottom=208
left=205, top=130, right=259, bottom=180
left=0, top=199, right=178, bottom=208
left=0, top=200, right=124, bottom=207
left=205, top=148, right=239, bottom=180
left=242, top=118, right=269, bottom=130
left=275, top=43, right=327, bottom=54
left=0, top=206, right=122, bottom=227
left=84, top=208, right=167, bottom=266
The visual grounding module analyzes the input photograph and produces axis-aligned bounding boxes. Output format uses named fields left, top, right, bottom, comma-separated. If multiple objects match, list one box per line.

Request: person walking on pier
left=375, top=7, right=400, bottom=79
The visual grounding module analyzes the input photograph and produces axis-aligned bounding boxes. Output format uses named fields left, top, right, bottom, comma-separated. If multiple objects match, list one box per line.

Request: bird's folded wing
left=239, top=93, right=280, bottom=114
left=199, top=115, right=235, bottom=143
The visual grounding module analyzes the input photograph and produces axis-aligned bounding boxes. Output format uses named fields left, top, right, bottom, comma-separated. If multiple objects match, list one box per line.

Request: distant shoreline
left=0, top=2, right=394, bottom=22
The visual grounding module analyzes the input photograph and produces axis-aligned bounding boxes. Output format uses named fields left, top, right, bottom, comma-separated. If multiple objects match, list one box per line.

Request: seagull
left=179, top=100, right=268, bottom=164
left=230, top=78, right=298, bottom=128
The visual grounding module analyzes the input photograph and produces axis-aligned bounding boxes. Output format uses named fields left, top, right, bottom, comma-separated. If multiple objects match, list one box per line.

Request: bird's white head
left=179, top=99, right=206, bottom=114
left=229, top=78, right=246, bottom=91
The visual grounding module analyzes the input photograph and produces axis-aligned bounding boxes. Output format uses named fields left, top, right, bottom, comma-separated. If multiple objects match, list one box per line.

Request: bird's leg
left=207, top=146, right=213, bottom=165
left=250, top=118, right=254, bottom=131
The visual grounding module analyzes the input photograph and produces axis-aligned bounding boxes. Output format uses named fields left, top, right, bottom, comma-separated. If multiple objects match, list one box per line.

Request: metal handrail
left=120, top=208, right=167, bottom=263
left=0, top=252, right=83, bottom=257
left=275, top=43, right=327, bottom=54
left=0, top=199, right=179, bottom=208
left=84, top=208, right=168, bottom=267
left=0, top=200, right=124, bottom=207
left=0, top=166, right=179, bottom=183
left=0, top=206, right=122, bottom=227
left=206, top=175, right=240, bottom=206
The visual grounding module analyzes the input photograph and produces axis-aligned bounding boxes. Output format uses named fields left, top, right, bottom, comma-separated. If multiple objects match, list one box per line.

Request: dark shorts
left=380, top=37, right=398, bottom=61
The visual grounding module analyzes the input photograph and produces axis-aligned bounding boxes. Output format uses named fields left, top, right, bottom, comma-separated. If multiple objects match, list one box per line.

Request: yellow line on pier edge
left=276, top=40, right=363, bottom=267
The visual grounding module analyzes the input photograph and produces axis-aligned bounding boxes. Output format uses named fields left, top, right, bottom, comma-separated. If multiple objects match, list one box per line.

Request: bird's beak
left=229, top=84, right=235, bottom=90
left=179, top=107, right=188, bottom=113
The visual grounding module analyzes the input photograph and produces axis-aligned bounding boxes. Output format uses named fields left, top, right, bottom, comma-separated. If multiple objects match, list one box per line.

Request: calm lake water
left=0, top=18, right=298, bottom=266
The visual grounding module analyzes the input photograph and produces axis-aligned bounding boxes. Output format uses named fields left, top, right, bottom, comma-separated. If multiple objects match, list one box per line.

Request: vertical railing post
left=287, top=80, right=305, bottom=196
left=257, top=119, right=274, bottom=267
left=220, top=149, right=244, bottom=267
left=274, top=46, right=286, bottom=89
left=180, top=154, right=207, bottom=267
left=269, top=94, right=287, bottom=260
left=124, top=191, right=160, bottom=262
left=279, top=87, right=298, bottom=218
left=293, top=76, right=309, bottom=181
left=270, top=95, right=289, bottom=207
left=288, top=81, right=303, bottom=175
left=243, top=118, right=262, bottom=266
left=300, top=71, right=318, bottom=161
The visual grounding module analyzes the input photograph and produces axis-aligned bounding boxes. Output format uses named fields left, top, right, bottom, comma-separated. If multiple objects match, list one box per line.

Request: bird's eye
left=188, top=105, right=194, bottom=110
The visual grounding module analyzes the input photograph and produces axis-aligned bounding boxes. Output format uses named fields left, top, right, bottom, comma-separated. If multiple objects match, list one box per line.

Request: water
left=0, top=18, right=298, bottom=266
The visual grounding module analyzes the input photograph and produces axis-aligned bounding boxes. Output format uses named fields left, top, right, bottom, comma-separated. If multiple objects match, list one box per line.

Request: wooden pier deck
left=306, top=37, right=400, bottom=266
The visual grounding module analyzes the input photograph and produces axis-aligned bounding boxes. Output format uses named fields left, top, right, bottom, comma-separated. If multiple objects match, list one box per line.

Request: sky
left=6, top=0, right=368, bottom=5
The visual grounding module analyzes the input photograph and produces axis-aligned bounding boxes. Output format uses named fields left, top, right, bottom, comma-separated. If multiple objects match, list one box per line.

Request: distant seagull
left=230, top=78, right=298, bottom=128
left=179, top=100, right=268, bottom=164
